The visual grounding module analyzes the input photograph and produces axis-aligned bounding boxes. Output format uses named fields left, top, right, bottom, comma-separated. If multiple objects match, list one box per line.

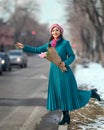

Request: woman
left=16, top=24, right=101, bottom=125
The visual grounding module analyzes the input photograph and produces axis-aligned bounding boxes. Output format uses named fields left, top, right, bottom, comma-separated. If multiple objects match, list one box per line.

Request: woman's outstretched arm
left=16, top=42, right=48, bottom=54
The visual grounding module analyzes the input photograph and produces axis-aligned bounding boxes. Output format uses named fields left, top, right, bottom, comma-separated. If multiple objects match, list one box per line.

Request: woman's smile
left=51, top=27, right=61, bottom=39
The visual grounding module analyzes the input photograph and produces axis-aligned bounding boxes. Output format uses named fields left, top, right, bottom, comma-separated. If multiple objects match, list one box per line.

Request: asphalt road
left=0, top=56, right=59, bottom=130
left=2, top=56, right=103, bottom=130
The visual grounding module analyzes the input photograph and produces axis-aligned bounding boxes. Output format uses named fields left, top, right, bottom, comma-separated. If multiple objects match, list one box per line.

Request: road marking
left=19, top=106, right=48, bottom=130
left=0, top=107, right=22, bottom=126
left=30, top=74, right=48, bottom=79
left=0, top=106, right=48, bottom=130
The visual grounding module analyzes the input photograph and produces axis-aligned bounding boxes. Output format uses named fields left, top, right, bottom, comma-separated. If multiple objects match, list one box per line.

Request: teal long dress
left=23, top=38, right=91, bottom=111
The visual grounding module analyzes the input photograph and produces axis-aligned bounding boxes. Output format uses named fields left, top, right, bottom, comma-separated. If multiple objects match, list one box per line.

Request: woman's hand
left=15, top=42, right=24, bottom=49
left=59, top=62, right=65, bottom=67
left=59, top=62, right=67, bottom=72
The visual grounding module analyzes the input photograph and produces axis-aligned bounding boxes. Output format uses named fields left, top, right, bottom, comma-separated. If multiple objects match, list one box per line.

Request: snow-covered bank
left=68, top=62, right=104, bottom=130
left=75, top=62, right=104, bottom=100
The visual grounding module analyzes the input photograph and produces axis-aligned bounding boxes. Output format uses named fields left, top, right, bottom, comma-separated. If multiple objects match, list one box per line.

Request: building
left=0, top=23, right=14, bottom=51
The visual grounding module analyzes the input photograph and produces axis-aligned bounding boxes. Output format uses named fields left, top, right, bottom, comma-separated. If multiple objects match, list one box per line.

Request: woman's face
left=51, top=27, right=61, bottom=39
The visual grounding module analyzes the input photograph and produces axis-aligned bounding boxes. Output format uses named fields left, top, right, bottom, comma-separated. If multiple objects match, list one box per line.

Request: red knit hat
left=50, top=24, right=64, bottom=34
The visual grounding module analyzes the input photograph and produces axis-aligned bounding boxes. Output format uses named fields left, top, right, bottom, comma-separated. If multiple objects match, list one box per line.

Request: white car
left=0, top=57, right=3, bottom=75
left=8, top=49, right=28, bottom=68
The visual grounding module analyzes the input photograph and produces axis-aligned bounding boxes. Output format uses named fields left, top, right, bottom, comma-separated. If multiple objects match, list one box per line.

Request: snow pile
left=79, top=117, right=104, bottom=130
left=75, top=62, right=104, bottom=100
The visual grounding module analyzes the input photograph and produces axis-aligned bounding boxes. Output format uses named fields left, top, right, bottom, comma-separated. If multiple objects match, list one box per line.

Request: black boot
left=58, top=111, right=70, bottom=125
left=91, top=89, right=101, bottom=101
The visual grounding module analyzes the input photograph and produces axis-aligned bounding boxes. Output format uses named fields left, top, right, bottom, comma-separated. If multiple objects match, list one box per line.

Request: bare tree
left=0, top=0, right=40, bottom=42
left=0, top=0, right=50, bottom=48
left=73, top=0, right=104, bottom=65
left=65, top=0, right=93, bottom=59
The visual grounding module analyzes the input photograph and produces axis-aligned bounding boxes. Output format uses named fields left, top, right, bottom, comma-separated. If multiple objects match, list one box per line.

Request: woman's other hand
left=15, top=42, right=24, bottom=49
left=60, top=62, right=65, bottom=67
left=59, top=62, right=67, bottom=72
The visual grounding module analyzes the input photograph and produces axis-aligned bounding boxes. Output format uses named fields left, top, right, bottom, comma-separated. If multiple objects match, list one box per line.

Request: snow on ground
left=79, top=117, right=104, bottom=130
left=73, top=62, right=104, bottom=130
left=75, top=62, right=104, bottom=100
left=68, top=100, right=104, bottom=130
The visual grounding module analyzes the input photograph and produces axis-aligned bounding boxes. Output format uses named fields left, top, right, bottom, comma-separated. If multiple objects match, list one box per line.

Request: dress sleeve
left=64, top=41, right=76, bottom=67
left=23, top=43, right=48, bottom=54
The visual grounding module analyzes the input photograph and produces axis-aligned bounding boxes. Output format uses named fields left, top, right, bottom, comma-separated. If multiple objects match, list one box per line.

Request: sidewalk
left=34, top=111, right=59, bottom=130
left=34, top=111, right=68, bottom=130
left=58, top=124, right=68, bottom=130
left=58, top=115, right=68, bottom=130
left=58, top=125, right=67, bottom=130
left=34, top=100, right=104, bottom=130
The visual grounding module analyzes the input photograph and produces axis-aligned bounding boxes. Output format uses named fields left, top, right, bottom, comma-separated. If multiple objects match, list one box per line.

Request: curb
left=58, top=125, right=68, bottom=130
left=58, top=114, right=68, bottom=130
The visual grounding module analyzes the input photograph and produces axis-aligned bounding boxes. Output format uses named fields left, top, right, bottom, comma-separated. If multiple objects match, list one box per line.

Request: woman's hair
left=49, top=34, right=63, bottom=41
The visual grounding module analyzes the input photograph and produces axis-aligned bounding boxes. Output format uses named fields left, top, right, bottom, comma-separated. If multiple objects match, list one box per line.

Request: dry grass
left=68, top=99, right=104, bottom=130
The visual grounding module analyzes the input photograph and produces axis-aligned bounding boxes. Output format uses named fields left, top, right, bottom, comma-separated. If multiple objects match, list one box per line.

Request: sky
left=36, top=0, right=70, bottom=38
left=0, top=0, right=67, bottom=26
left=36, top=0, right=67, bottom=26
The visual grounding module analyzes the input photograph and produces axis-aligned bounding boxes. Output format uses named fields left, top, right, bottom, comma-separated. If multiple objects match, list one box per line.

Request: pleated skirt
left=47, top=63, right=91, bottom=111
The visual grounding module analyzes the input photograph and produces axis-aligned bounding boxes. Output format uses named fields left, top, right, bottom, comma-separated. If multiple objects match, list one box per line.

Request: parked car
left=8, top=49, right=28, bottom=68
left=0, top=52, right=12, bottom=71
left=0, top=57, right=3, bottom=75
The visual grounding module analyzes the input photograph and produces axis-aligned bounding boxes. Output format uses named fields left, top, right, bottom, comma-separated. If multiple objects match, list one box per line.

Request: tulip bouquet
left=39, top=44, right=67, bottom=72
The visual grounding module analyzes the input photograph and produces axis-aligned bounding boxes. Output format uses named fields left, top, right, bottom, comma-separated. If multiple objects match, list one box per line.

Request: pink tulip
left=39, top=52, right=47, bottom=58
